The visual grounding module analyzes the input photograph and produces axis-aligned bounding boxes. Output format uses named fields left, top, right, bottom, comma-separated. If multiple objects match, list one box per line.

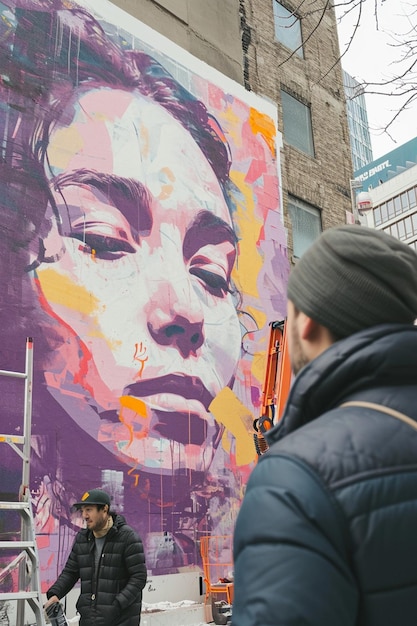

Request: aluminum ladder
left=0, top=338, right=46, bottom=626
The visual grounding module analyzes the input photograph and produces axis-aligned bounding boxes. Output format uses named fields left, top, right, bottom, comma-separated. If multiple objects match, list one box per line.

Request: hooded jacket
left=47, top=513, right=147, bottom=626
left=233, top=324, right=417, bottom=626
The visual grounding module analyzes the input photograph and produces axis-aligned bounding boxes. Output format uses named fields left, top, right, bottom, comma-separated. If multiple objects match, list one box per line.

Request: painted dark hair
left=0, top=0, right=235, bottom=356
left=0, top=0, right=232, bottom=243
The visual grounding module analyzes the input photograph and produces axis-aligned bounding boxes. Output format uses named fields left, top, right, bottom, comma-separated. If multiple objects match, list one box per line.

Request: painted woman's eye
left=189, top=267, right=230, bottom=297
left=71, top=233, right=135, bottom=259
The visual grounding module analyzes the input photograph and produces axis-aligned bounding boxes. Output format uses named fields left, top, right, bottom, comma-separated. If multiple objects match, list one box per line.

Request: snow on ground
left=57, top=601, right=212, bottom=626
left=142, top=600, right=212, bottom=625
left=142, top=600, right=198, bottom=612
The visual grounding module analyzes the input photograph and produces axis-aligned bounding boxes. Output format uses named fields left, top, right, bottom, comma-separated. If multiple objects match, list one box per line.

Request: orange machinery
left=253, top=320, right=292, bottom=455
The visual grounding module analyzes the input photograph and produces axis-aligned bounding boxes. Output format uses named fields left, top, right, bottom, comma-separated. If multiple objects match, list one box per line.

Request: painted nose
left=148, top=313, right=204, bottom=358
left=146, top=273, right=205, bottom=358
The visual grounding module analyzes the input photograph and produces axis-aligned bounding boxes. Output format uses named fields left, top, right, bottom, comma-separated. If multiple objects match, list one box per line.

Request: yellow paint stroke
left=252, top=352, right=267, bottom=386
left=47, top=126, right=83, bottom=171
left=249, top=108, right=276, bottom=157
left=230, top=170, right=263, bottom=301
left=220, top=104, right=242, bottom=148
left=37, top=268, right=98, bottom=315
left=209, top=387, right=256, bottom=466
left=159, top=185, right=174, bottom=201
left=158, top=167, right=175, bottom=201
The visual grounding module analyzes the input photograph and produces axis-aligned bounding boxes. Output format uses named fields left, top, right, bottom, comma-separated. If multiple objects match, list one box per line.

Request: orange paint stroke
left=249, top=108, right=276, bottom=156
left=128, top=466, right=140, bottom=487
left=117, top=396, right=149, bottom=449
left=119, top=395, right=148, bottom=417
left=133, top=342, right=148, bottom=378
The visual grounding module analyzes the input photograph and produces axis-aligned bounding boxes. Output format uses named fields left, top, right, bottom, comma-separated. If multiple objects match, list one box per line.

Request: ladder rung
left=0, top=541, right=36, bottom=549
left=0, top=501, right=32, bottom=510
left=0, top=434, right=25, bottom=444
left=0, top=369, right=27, bottom=379
left=0, top=591, right=40, bottom=600
left=0, top=340, right=43, bottom=624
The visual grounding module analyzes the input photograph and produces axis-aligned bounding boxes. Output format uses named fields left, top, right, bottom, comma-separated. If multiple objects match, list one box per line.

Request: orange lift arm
left=253, top=320, right=292, bottom=455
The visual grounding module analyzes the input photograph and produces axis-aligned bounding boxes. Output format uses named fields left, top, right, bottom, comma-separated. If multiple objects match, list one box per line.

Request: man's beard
left=289, top=321, right=310, bottom=376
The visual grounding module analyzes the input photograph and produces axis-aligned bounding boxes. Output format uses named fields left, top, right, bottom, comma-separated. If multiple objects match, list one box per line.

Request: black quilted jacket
left=47, top=514, right=147, bottom=626
left=233, top=324, right=417, bottom=626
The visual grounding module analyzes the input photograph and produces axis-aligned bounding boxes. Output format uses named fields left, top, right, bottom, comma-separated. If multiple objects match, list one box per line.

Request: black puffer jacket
left=47, top=514, right=147, bottom=626
left=233, top=324, right=417, bottom=626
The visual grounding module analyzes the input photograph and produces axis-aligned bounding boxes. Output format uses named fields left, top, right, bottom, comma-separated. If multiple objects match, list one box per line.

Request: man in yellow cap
left=44, top=489, right=147, bottom=626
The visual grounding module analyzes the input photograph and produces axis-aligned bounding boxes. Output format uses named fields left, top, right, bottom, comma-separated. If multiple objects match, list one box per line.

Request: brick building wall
left=110, top=0, right=244, bottom=83
left=239, top=0, right=352, bottom=256
left=110, top=0, right=354, bottom=258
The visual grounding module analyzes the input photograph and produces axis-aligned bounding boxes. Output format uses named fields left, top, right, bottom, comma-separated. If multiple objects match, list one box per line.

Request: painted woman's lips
left=123, top=374, right=216, bottom=445
left=123, top=374, right=214, bottom=411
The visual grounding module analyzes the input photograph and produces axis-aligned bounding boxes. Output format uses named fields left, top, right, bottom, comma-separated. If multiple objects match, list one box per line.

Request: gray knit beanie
left=287, top=224, right=417, bottom=339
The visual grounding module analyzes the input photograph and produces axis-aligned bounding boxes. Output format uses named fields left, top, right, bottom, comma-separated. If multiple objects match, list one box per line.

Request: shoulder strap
left=340, top=400, right=417, bottom=431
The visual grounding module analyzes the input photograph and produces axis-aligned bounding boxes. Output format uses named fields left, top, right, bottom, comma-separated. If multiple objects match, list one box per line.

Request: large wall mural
left=0, top=0, right=289, bottom=589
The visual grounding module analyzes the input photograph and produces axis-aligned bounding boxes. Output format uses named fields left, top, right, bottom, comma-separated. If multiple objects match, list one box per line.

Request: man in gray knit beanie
left=233, top=223, right=417, bottom=626
left=287, top=224, right=417, bottom=340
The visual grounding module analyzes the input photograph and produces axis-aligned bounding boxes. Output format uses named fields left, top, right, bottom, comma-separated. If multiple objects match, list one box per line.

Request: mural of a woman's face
left=35, top=87, right=242, bottom=474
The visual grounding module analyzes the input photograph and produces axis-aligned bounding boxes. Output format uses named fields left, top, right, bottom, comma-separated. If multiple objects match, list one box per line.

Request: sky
left=335, top=0, right=417, bottom=159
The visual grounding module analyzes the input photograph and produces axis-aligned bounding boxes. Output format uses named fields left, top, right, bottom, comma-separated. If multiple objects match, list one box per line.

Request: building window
left=397, top=220, right=406, bottom=240
left=273, top=1, right=303, bottom=57
left=404, top=216, right=413, bottom=238
left=387, top=199, right=395, bottom=220
left=373, top=184, right=417, bottom=229
left=288, top=196, right=321, bottom=258
left=281, top=90, right=314, bottom=156
left=390, top=222, right=398, bottom=239
left=401, top=192, right=409, bottom=210
left=408, top=188, right=416, bottom=208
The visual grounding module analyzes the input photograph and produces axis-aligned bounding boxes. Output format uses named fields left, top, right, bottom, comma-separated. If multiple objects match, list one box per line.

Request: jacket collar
left=266, top=323, right=417, bottom=445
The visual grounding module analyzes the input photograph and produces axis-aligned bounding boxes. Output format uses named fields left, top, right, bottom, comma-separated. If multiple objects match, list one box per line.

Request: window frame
left=281, top=89, right=315, bottom=156
left=273, top=1, right=304, bottom=58
left=287, top=195, right=322, bottom=259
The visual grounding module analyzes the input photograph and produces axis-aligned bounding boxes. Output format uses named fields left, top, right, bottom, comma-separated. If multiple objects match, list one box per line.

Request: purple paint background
left=0, top=0, right=289, bottom=588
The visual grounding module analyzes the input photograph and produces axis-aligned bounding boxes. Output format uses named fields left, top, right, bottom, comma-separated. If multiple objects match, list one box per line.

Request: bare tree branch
left=327, top=1, right=416, bottom=145
left=274, top=0, right=416, bottom=145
